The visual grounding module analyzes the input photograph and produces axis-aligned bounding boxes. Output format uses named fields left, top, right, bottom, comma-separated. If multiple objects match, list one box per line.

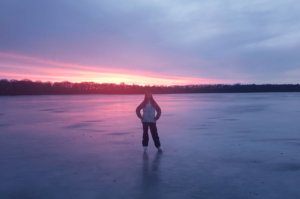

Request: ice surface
left=0, top=93, right=300, bottom=199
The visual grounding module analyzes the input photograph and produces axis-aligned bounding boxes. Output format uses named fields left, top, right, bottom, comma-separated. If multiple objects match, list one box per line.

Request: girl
left=136, top=91, right=162, bottom=151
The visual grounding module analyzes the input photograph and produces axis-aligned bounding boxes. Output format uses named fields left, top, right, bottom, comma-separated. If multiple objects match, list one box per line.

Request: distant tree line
left=0, top=79, right=299, bottom=96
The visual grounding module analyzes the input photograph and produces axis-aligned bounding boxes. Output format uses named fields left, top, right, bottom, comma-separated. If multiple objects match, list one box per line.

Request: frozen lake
left=1, top=93, right=300, bottom=199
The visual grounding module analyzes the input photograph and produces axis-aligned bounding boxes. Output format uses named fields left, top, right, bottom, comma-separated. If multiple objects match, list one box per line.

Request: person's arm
left=136, top=103, right=143, bottom=120
left=154, top=103, right=161, bottom=121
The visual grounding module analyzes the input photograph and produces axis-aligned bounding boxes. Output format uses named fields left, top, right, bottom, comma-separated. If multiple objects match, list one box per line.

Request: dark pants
left=142, top=122, right=161, bottom=148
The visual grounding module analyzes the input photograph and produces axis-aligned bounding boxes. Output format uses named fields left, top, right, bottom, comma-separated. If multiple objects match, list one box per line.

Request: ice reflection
left=0, top=93, right=300, bottom=198
left=139, top=151, right=163, bottom=199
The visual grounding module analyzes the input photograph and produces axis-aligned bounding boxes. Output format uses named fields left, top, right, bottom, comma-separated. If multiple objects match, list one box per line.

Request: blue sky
left=0, top=0, right=299, bottom=84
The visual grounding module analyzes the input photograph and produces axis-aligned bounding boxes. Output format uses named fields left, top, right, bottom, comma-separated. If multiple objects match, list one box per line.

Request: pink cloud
left=0, top=52, right=234, bottom=85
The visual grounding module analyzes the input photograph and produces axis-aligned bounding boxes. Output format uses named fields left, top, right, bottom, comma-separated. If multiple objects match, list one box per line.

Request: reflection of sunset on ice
left=1, top=93, right=300, bottom=198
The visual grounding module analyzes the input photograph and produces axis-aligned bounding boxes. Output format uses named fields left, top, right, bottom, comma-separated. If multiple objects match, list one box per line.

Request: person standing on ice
left=136, top=91, right=162, bottom=151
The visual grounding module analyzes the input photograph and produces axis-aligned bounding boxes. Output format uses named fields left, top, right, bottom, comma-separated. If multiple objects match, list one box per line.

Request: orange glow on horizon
left=0, top=52, right=234, bottom=85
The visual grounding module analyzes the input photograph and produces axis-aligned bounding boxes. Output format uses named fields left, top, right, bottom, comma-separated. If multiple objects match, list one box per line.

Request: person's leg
left=142, top=122, right=149, bottom=147
left=149, top=123, right=161, bottom=148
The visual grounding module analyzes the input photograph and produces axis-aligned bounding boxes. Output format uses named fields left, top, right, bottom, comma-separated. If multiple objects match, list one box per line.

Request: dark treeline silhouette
left=0, top=79, right=299, bottom=96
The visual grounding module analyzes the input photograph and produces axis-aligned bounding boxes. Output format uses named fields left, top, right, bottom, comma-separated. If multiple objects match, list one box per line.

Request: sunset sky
left=1, top=0, right=300, bottom=85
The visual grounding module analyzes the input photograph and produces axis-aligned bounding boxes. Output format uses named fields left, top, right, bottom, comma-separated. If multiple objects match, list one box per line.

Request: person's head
left=145, top=91, right=152, bottom=101
left=141, top=91, right=156, bottom=108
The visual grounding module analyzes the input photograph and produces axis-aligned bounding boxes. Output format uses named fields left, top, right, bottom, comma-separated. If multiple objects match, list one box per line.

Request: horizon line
left=1, top=78, right=299, bottom=86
